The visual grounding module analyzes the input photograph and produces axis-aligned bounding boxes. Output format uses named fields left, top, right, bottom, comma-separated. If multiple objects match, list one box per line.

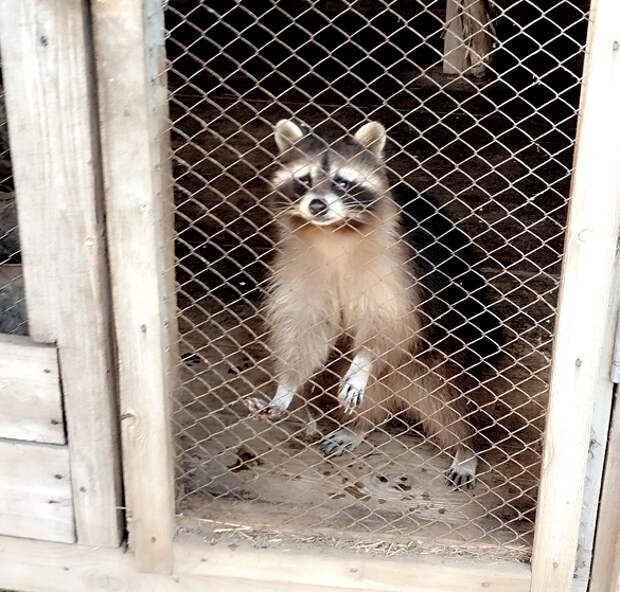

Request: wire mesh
left=0, top=63, right=27, bottom=336
left=165, top=0, right=589, bottom=559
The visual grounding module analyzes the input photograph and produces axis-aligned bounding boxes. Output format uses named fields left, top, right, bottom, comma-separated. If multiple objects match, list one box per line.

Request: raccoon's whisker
left=272, top=199, right=292, bottom=210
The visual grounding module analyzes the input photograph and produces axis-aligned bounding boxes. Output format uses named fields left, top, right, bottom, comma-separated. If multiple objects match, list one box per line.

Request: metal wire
left=0, top=69, right=27, bottom=336
left=165, top=0, right=589, bottom=559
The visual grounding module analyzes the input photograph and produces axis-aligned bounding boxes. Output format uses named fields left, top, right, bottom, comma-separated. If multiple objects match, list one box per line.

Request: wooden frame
left=590, top=384, right=620, bottom=591
left=574, top=244, right=620, bottom=588
left=0, top=0, right=618, bottom=589
left=0, top=0, right=122, bottom=547
left=0, top=534, right=531, bottom=592
left=530, top=0, right=620, bottom=589
left=89, top=0, right=619, bottom=587
left=587, top=6, right=620, bottom=592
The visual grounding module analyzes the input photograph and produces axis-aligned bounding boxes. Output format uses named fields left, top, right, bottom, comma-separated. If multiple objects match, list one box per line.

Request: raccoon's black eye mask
left=294, top=174, right=312, bottom=195
left=332, top=175, right=355, bottom=192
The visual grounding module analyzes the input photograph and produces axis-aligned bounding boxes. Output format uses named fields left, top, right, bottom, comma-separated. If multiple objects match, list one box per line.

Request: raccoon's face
left=270, top=120, right=388, bottom=228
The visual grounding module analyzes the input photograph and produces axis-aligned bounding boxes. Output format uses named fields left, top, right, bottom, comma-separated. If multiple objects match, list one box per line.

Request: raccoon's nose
left=308, top=198, right=328, bottom=216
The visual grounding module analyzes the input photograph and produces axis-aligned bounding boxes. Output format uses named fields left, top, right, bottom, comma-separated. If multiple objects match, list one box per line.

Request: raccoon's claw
left=338, top=371, right=369, bottom=414
left=339, top=382, right=363, bottom=413
left=320, top=428, right=364, bottom=456
left=244, top=397, right=284, bottom=419
left=446, top=457, right=477, bottom=490
left=446, top=467, right=476, bottom=490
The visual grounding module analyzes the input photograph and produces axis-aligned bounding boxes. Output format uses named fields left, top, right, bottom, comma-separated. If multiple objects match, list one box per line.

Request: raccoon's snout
left=299, top=193, right=346, bottom=225
left=308, top=198, right=328, bottom=216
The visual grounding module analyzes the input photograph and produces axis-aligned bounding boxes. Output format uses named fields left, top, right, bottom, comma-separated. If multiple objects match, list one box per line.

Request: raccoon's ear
left=274, top=119, right=304, bottom=153
left=354, top=121, right=386, bottom=157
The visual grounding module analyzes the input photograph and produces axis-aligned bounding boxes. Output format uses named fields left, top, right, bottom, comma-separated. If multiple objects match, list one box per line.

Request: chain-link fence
left=165, top=0, right=589, bottom=559
left=0, top=61, right=26, bottom=336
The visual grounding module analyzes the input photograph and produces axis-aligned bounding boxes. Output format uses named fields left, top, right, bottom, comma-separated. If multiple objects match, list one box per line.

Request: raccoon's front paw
left=446, top=454, right=477, bottom=490
left=338, top=367, right=370, bottom=414
left=320, top=428, right=364, bottom=456
left=244, top=397, right=285, bottom=420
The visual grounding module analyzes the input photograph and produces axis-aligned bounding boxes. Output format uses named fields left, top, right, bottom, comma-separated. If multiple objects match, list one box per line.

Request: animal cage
left=0, top=1, right=618, bottom=592
left=169, top=0, right=588, bottom=560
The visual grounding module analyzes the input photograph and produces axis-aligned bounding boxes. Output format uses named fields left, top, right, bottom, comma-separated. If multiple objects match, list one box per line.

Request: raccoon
left=246, top=119, right=501, bottom=489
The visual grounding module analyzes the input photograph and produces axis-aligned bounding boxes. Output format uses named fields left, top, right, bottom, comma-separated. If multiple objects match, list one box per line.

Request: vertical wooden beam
left=443, top=0, right=468, bottom=75
left=0, top=0, right=123, bottom=546
left=573, top=264, right=619, bottom=591
left=91, top=0, right=177, bottom=573
left=443, top=0, right=494, bottom=77
left=530, top=0, right=620, bottom=589
left=589, top=385, right=620, bottom=592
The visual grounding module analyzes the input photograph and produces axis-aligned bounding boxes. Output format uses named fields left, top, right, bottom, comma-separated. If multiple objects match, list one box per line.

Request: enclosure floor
left=176, top=424, right=534, bottom=561
left=174, top=300, right=539, bottom=562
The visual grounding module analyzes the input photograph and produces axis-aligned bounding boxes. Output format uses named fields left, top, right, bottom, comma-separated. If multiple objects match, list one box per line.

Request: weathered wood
left=0, top=0, right=123, bottom=545
left=443, top=0, right=468, bottom=74
left=0, top=334, right=64, bottom=444
left=589, top=388, right=620, bottom=592
left=92, top=0, right=177, bottom=573
left=0, top=535, right=532, bottom=592
left=530, top=0, right=620, bottom=589
left=443, top=0, right=494, bottom=76
left=0, top=441, right=74, bottom=542
left=176, top=535, right=531, bottom=592
left=573, top=263, right=619, bottom=591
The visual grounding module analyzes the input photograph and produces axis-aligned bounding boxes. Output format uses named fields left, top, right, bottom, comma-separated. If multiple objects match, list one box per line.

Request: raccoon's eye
left=333, top=175, right=354, bottom=191
left=293, top=174, right=311, bottom=195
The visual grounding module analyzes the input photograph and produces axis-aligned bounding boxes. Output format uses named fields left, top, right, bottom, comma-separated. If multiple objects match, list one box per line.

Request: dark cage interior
left=166, top=0, right=589, bottom=558
left=0, top=66, right=26, bottom=336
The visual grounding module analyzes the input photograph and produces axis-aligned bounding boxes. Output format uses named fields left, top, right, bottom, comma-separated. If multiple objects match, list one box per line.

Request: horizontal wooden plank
left=176, top=535, right=531, bottom=592
left=0, top=440, right=74, bottom=543
left=0, top=536, right=532, bottom=592
left=0, top=334, right=64, bottom=443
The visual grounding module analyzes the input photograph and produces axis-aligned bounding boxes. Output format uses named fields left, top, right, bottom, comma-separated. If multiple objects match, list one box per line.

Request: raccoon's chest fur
left=274, top=225, right=417, bottom=340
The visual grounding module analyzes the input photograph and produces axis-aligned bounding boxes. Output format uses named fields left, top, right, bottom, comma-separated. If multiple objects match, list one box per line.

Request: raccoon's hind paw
left=320, top=428, right=364, bottom=456
left=244, top=397, right=285, bottom=420
left=446, top=454, right=478, bottom=490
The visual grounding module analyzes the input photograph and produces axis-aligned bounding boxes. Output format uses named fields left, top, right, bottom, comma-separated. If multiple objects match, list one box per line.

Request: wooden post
left=530, top=0, right=620, bottom=589
left=91, top=0, right=177, bottom=573
left=0, top=0, right=123, bottom=546
left=573, top=264, right=619, bottom=590
left=443, top=0, right=468, bottom=74
left=589, top=384, right=620, bottom=592
left=443, top=0, right=494, bottom=76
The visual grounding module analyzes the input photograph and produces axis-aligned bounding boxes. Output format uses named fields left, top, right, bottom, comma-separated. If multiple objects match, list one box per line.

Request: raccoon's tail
left=391, top=183, right=504, bottom=373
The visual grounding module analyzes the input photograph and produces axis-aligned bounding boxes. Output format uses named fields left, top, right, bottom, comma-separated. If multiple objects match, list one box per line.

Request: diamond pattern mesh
left=165, top=0, right=589, bottom=559
left=0, top=64, right=26, bottom=336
